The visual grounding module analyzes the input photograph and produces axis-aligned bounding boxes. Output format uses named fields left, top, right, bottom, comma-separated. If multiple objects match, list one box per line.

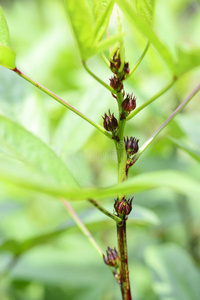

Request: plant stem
left=127, top=41, right=150, bottom=79
left=12, top=67, right=112, bottom=139
left=82, top=61, right=116, bottom=94
left=117, top=221, right=131, bottom=300
left=62, top=199, right=103, bottom=257
left=134, top=83, right=200, bottom=162
left=88, top=199, right=123, bottom=224
left=115, top=92, right=132, bottom=299
left=126, top=79, right=176, bottom=120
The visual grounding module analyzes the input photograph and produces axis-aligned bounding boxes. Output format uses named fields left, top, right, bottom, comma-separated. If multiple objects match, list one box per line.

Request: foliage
left=0, top=0, right=200, bottom=299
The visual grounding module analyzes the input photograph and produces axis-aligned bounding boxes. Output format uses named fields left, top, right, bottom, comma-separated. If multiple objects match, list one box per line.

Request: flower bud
left=109, top=76, right=123, bottom=92
left=123, top=62, right=130, bottom=74
left=114, top=197, right=133, bottom=216
left=110, top=49, right=121, bottom=74
left=121, top=93, right=136, bottom=112
left=124, top=137, right=139, bottom=155
left=102, top=110, right=118, bottom=131
left=103, top=247, right=119, bottom=267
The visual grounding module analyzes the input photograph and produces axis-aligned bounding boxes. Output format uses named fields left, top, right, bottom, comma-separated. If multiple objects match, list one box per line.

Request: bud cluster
left=124, top=137, right=139, bottom=156
left=109, top=49, right=130, bottom=92
left=114, top=197, right=134, bottom=217
left=103, top=247, right=119, bottom=267
left=102, top=109, right=118, bottom=132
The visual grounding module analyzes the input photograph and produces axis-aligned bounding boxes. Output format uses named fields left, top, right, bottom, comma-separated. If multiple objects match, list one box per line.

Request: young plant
left=0, top=1, right=200, bottom=299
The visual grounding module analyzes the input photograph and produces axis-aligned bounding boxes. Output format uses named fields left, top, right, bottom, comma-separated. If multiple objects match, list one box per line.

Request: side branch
left=134, top=83, right=200, bottom=161
left=62, top=199, right=103, bottom=257
left=88, top=199, right=123, bottom=225
left=12, top=67, right=112, bottom=139
left=127, top=79, right=176, bottom=120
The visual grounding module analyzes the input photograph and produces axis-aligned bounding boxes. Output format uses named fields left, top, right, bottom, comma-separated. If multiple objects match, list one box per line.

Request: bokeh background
left=0, top=0, right=200, bottom=299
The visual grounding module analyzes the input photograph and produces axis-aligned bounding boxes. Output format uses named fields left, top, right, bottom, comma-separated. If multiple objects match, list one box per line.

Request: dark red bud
left=121, top=93, right=136, bottom=112
left=110, top=49, right=121, bottom=74
left=102, top=109, right=118, bottom=131
left=124, top=137, right=139, bottom=155
left=103, top=247, right=119, bottom=267
left=123, top=62, right=130, bottom=74
left=114, top=197, right=134, bottom=216
left=109, top=76, right=123, bottom=92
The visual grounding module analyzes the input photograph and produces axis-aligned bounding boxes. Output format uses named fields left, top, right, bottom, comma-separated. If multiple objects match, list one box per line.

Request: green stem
left=88, top=199, right=123, bottom=224
left=127, top=41, right=150, bottom=79
left=62, top=199, right=103, bottom=257
left=82, top=60, right=116, bottom=94
left=12, top=67, right=112, bottom=139
left=116, top=92, right=127, bottom=184
left=127, top=79, right=176, bottom=120
left=101, top=52, right=110, bottom=68
left=115, top=92, right=132, bottom=300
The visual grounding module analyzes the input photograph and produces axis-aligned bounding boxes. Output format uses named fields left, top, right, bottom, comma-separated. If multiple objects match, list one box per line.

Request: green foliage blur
left=0, top=0, right=200, bottom=299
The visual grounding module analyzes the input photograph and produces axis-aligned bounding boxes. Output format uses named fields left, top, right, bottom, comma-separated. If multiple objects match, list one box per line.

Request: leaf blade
left=0, top=115, right=78, bottom=188
left=63, top=0, right=94, bottom=60
left=0, top=6, right=16, bottom=69
left=136, top=0, right=156, bottom=26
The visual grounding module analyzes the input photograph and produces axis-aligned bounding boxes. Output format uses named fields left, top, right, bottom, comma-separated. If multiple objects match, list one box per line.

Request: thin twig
left=88, top=199, right=123, bottom=225
left=134, top=83, right=200, bottom=161
left=61, top=199, right=103, bottom=257
left=12, top=67, right=112, bottom=139
left=82, top=60, right=116, bottom=94
left=126, top=41, right=150, bottom=79
left=127, top=79, right=177, bottom=120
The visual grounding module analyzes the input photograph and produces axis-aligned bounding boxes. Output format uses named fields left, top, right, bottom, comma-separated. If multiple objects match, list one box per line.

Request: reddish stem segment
left=117, top=222, right=132, bottom=300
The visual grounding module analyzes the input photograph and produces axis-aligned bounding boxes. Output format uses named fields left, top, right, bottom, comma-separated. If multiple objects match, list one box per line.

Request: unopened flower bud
left=110, top=49, right=121, bottom=74
left=121, top=93, right=136, bottom=112
left=103, top=247, right=119, bottom=267
left=114, top=197, right=133, bottom=216
left=109, top=76, right=123, bottom=92
left=102, top=110, right=118, bottom=131
left=124, top=137, right=139, bottom=155
left=123, top=62, right=130, bottom=74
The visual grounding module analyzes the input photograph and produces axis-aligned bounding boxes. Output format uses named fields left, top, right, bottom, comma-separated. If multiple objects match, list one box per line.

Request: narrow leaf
left=0, top=164, right=200, bottom=201
left=0, top=6, right=16, bottom=69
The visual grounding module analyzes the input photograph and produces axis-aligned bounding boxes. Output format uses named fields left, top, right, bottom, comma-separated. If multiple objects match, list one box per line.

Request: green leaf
left=93, top=0, right=103, bottom=20
left=63, top=0, right=94, bottom=60
left=168, top=136, right=200, bottom=163
left=94, top=0, right=114, bottom=42
left=64, top=0, right=94, bottom=60
left=0, top=6, right=16, bottom=69
left=63, top=0, right=120, bottom=60
left=145, top=244, right=200, bottom=300
left=0, top=115, right=78, bottom=188
left=116, top=0, right=176, bottom=74
left=136, top=0, right=156, bottom=26
left=0, top=159, right=200, bottom=201
left=93, top=32, right=124, bottom=55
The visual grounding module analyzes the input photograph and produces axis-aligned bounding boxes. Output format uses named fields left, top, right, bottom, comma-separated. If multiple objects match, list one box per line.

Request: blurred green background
left=0, top=0, right=200, bottom=299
